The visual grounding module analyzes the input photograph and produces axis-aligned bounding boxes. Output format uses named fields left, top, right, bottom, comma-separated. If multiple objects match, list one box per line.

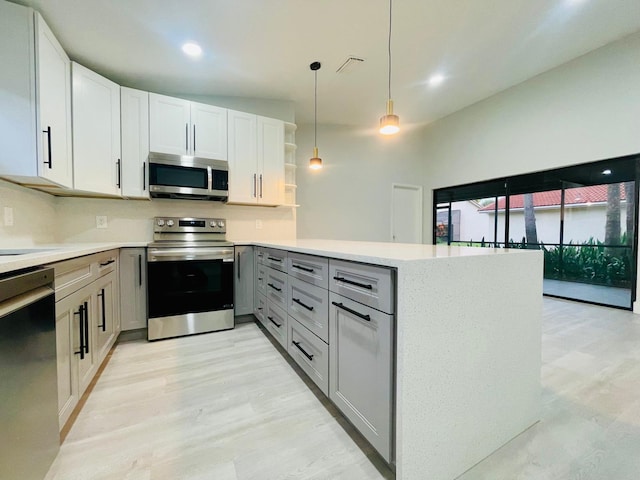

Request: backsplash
left=0, top=180, right=58, bottom=246
left=0, top=180, right=296, bottom=246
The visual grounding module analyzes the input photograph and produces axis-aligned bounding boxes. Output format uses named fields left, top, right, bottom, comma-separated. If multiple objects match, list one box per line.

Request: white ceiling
left=14, top=0, right=640, bottom=128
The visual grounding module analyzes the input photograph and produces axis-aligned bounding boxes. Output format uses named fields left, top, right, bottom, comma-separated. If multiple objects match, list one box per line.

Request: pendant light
left=379, top=0, right=399, bottom=135
left=309, top=61, right=323, bottom=170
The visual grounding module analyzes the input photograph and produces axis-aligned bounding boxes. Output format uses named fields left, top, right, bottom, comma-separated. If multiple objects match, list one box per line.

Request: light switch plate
left=255, top=219, right=263, bottom=230
left=96, top=215, right=108, bottom=229
left=3, top=207, right=13, bottom=227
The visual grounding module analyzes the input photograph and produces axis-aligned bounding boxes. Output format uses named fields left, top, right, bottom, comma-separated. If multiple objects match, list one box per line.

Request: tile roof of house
left=478, top=184, right=628, bottom=211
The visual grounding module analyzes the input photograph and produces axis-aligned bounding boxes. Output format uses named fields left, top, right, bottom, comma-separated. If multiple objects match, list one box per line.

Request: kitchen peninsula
left=0, top=240, right=541, bottom=480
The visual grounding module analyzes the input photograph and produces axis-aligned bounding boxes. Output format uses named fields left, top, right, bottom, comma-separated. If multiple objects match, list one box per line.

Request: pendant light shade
left=309, top=61, right=322, bottom=169
left=380, top=0, right=399, bottom=135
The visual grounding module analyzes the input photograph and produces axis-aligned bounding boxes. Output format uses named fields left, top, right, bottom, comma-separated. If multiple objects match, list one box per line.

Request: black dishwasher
left=0, top=267, right=59, bottom=480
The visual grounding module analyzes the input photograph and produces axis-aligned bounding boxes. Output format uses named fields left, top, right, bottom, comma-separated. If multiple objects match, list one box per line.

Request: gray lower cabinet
left=287, top=275, right=329, bottom=343
left=288, top=317, right=329, bottom=395
left=329, top=291, right=394, bottom=462
left=254, top=293, right=267, bottom=327
left=234, top=246, right=254, bottom=316
left=265, top=266, right=287, bottom=310
left=119, top=248, right=147, bottom=330
left=265, top=301, right=288, bottom=348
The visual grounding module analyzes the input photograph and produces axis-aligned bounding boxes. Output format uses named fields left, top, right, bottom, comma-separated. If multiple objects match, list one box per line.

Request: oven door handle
left=148, top=248, right=235, bottom=262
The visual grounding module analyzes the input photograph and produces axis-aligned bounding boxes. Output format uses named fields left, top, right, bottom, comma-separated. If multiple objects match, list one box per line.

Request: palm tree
left=605, top=183, right=621, bottom=256
left=624, top=181, right=634, bottom=245
left=523, top=193, right=538, bottom=248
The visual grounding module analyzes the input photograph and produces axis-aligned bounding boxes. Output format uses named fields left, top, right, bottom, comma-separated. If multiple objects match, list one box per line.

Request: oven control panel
left=153, top=217, right=226, bottom=234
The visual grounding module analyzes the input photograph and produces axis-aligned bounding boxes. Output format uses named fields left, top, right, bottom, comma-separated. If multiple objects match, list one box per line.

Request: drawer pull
left=292, top=264, right=314, bottom=273
left=99, top=259, right=116, bottom=267
left=268, top=256, right=283, bottom=263
left=267, top=283, right=282, bottom=292
left=268, top=316, right=282, bottom=328
left=292, top=340, right=314, bottom=361
left=292, top=297, right=314, bottom=311
left=333, top=276, right=373, bottom=290
left=332, top=301, right=371, bottom=322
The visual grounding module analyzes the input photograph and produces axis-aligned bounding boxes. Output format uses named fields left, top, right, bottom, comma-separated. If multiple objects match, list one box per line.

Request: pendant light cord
left=387, top=0, right=393, bottom=101
left=314, top=70, right=318, bottom=148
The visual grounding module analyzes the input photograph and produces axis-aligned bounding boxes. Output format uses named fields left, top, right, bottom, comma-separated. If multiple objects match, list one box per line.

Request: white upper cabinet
left=257, top=115, right=285, bottom=205
left=120, top=87, right=149, bottom=199
left=149, top=93, right=227, bottom=160
left=72, top=62, right=121, bottom=196
left=228, top=110, right=257, bottom=203
left=149, top=93, right=190, bottom=156
left=0, top=3, right=72, bottom=188
left=191, top=102, right=227, bottom=160
left=228, top=110, right=284, bottom=206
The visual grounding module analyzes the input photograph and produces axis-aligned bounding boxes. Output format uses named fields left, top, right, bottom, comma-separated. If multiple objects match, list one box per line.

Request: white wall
left=0, top=180, right=296, bottom=245
left=0, top=179, right=58, bottom=246
left=296, top=124, right=424, bottom=241
left=421, top=32, right=640, bottom=233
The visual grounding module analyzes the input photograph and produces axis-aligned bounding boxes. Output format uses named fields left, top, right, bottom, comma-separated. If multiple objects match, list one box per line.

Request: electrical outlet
left=3, top=207, right=13, bottom=227
left=255, top=219, right=263, bottom=230
left=96, top=215, right=108, bottom=229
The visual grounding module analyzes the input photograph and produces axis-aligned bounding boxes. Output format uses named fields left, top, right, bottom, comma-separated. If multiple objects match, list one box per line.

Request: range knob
left=218, top=221, right=225, bottom=228
left=210, top=221, right=217, bottom=228
left=166, top=220, right=174, bottom=227
left=157, top=219, right=165, bottom=226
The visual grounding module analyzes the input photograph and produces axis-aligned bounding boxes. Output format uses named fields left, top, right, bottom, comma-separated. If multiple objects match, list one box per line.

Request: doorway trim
left=391, top=183, right=423, bottom=243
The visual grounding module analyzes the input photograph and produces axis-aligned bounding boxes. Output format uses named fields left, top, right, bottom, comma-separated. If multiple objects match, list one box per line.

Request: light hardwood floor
left=45, top=298, right=640, bottom=480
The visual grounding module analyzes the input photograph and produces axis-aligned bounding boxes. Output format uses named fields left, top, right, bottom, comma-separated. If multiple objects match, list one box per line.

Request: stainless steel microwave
left=148, top=153, right=228, bottom=201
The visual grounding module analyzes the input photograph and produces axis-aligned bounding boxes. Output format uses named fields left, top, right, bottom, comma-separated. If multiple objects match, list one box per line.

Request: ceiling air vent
left=336, top=56, right=365, bottom=74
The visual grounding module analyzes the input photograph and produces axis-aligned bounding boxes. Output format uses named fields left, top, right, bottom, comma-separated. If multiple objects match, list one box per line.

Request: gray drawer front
left=287, top=276, right=329, bottom=344
left=255, top=247, right=267, bottom=265
left=255, top=263, right=267, bottom=297
left=264, top=248, right=287, bottom=272
left=265, top=301, right=288, bottom=349
left=288, top=318, right=329, bottom=396
left=329, top=292, right=394, bottom=462
left=254, top=292, right=267, bottom=327
left=329, top=259, right=395, bottom=314
left=287, top=252, right=329, bottom=288
left=265, top=266, right=287, bottom=310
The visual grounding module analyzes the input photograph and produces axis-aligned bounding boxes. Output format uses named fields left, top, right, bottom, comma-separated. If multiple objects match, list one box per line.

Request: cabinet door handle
left=193, top=124, right=196, bottom=153
left=292, top=297, right=314, bottom=312
left=100, top=259, right=116, bottom=267
left=43, top=126, right=52, bottom=168
left=83, top=301, right=90, bottom=354
left=292, top=340, right=314, bottom=361
left=292, top=264, right=314, bottom=273
left=138, top=255, right=142, bottom=287
left=74, top=305, right=85, bottom=360
left=267, top=283, right=281, bottom=292
left=267, top=256, right=282, bottom=263
left=332, top=301, right=371, bottom=322
left=185, top=123, right=189, bottom=152
left=142, top=162, right=146, bottom=191
left=97, top=289, right=106, bottom=332
left=253, top=174, right=257, bottom=198
left=116, top=159, right=121, bottom=188
left=259, top=174, right=263, bottom=198
left=267, top=316, right=282, bottom=328
left=332, top=276, right=373, bottom=290
left=237, top=252, right=241, bottom=279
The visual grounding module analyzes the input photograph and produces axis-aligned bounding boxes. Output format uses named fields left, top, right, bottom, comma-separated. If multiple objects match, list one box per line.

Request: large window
left=433, top=155, right=639, bottom=309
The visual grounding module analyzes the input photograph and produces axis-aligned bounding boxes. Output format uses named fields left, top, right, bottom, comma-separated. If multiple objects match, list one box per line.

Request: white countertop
left=0, top=242, right=148, bottom=274
left=250, top=239, right=538, bottom=268
left=0, top=238, right=539, bottom=274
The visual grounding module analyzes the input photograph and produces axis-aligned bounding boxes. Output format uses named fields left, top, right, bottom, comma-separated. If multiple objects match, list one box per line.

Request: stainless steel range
left=147, top=217, right=234, bottom=341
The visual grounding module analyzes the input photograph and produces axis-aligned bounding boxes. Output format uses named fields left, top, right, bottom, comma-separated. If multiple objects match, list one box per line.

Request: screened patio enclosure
left=434, top=155, right=639, bottom=309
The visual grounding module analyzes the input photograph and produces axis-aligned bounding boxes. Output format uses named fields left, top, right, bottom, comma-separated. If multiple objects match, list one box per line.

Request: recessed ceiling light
left=428, top=73, right=446, bottom=87
left=182, top=42, right=202, bottom=57
left=602, top=169, right=612, bottom=175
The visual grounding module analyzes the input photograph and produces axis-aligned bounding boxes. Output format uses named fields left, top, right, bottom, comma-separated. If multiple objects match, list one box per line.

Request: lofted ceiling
left=12, top=0, right=640, bottom=129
